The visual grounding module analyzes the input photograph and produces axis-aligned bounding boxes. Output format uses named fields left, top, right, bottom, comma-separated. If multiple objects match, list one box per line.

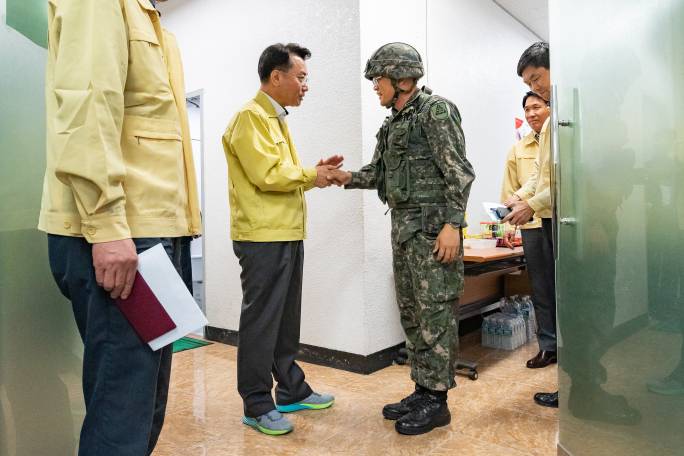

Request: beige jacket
left=501, top=131, right=542, bottom=229
left=514, top=118, right=552, bottom=218
left=39, top=0, right=201, bottom=242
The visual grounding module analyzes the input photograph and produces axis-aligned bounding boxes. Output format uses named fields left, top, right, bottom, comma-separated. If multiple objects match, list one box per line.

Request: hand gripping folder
left=116, top=243, right=208, bottom=351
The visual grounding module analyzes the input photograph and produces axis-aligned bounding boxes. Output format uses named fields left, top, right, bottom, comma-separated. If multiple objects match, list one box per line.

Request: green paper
left=172, top=337, right=212, bottom=353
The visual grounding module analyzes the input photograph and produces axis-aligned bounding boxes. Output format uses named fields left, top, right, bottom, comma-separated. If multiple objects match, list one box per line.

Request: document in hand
left=136, top=243, right=208, bottom=351
left=482, top=201, right=510, bottom=222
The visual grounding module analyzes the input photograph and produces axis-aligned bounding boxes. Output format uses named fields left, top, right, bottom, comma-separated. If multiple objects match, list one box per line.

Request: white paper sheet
left=138, top=243, right=208, bottom=351
left=482, top=201, right=508, bottom=222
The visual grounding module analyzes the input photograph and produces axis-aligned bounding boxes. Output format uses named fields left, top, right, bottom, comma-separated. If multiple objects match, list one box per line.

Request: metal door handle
left=558, top=120, right=574, bottom=127
left=559, top=217, right=577, bottom=225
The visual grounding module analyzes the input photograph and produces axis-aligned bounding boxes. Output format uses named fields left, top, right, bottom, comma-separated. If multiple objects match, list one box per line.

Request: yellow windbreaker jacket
left=39, top=0, right=201, bottom=242
left=222, top=91, right=317, bottom=242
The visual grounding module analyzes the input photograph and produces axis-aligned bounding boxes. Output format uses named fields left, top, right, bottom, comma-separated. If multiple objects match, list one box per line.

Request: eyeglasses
left=372, top=76, right=382, bottom=88
left=275, top=69, right=309, bottom=86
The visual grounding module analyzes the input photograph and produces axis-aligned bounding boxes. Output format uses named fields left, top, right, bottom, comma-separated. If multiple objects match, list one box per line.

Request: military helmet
left=364, top=42, right=424, bottom=81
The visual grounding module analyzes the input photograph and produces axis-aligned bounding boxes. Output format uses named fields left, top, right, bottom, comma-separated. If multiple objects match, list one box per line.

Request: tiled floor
left=154, top=332, right=558, bottom=455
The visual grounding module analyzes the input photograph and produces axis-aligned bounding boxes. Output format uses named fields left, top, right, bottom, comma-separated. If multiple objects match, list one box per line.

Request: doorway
left=186, top=91, right=205, bottom=319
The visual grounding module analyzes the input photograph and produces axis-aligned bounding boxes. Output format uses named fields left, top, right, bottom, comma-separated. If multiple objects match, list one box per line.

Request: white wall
left=357, top=0, right=430, bottom=354
left=356, top=0, right=538, bottom=353
left=159, top=0, right=368, bottom=354
left=427, top=0, right=538, bottom=228
left=159, top=0, right=538, bottom=356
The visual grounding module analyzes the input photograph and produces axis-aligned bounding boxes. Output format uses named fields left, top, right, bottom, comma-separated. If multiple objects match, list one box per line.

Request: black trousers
left=48, top=235, right=192, bottom=456
left=521, top=219, right=557, bottom=352
left=559, top=219, right=617, bottom=387
left=233, top=240, right=313, bottom=417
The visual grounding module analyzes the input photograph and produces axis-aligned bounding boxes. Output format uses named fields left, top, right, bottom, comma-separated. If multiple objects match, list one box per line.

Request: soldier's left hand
left=433, top=224, right=460, bottom=264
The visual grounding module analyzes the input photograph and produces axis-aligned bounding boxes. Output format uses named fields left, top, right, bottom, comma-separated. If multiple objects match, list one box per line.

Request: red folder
left=115, top=271, right=177, bottom=343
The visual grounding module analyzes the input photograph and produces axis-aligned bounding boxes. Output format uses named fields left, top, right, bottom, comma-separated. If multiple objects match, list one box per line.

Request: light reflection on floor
left=154, top=332, right=558, bottom=456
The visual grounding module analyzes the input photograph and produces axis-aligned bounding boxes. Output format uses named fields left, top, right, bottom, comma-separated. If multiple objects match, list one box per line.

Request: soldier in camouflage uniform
left=331, top=42, right=475, bottom=435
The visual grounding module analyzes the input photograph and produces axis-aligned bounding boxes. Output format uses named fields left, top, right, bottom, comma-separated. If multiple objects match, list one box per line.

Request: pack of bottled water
left=481, top=295, right=537, bottom=350
left=481, top=312, right=526, bottom=350
left=502, top=295, right=537, bottom=342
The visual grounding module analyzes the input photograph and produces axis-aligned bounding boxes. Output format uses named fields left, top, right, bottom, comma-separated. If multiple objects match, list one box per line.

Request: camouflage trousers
left=392, top=231, right=464, bottom=391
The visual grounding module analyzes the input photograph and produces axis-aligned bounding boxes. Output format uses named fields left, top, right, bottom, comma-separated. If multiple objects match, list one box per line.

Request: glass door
left=1, top=1, right=84, bottom=454
left=551, top=0, right=684, bottom=454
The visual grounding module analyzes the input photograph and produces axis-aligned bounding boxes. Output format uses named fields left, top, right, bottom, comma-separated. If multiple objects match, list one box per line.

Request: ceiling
left=492, top=0, right=549, bottom=41
left=158, top=0, right=549, bottom=42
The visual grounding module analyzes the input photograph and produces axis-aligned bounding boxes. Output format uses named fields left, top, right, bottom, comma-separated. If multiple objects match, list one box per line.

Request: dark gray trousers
left=233, top=240, right=313, bottom=417
left=521, top=219, right=557, bottom=352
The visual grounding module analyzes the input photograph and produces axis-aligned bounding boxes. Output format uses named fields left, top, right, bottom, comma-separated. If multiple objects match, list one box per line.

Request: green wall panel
left=1, top=1, right=83, bottom=455
left=5, top=0, right=47, bottom=49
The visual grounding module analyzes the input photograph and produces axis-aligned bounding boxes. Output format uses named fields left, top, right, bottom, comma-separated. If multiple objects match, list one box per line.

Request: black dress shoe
left=527, top=350, right=557, bottom=369
left=383, top=384, right=428, bottom=420
left=534, top=391, right=559, bottom=408
left=569, top=388, right=641, bottom=425
left=395, top=392, right=451, bottom=435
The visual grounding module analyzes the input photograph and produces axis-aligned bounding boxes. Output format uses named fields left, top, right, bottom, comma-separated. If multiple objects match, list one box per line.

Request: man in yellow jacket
left=505, top=42, right=640, bottom=424
left=39, top=0, right=200, bottom=454
left=504, top=42, right=558, bottom=409
left=222, top=43, right=337, bottom=436
left=501, top=92, right=556, bottom=370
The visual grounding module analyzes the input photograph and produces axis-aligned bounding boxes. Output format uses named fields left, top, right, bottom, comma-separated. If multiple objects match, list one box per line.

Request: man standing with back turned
left=331, top=42, right=475, bottom=435
left=222, top=43, right=337, bottom=436
left=40, top=0, right=200, bottom=454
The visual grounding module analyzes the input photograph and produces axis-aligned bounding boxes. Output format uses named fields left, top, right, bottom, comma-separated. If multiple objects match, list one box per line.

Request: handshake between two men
left=312, top=154, right=353, bottom=188
left=310, top=154, right=461, bottom=265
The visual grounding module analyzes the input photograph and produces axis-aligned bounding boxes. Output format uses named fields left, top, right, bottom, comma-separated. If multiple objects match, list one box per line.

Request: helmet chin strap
left=388, top=79, right=401, bottom=109
left=387, top=79, right=417, bottom=110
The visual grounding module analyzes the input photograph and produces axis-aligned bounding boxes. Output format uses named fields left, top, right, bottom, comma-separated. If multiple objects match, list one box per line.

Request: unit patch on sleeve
left=430, top=101, right=450, bottom=121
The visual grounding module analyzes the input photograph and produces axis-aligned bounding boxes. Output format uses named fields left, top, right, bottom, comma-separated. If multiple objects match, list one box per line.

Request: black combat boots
left=394, top=390, right=450, bottom=435
left=382, top=384, right=429, bottom=420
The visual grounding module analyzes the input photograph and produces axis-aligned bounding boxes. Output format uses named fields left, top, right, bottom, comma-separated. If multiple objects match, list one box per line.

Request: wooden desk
left=463, top=246, right=524, bottom=263
left=459, top=247, right=526, bottom=320
left=456, top=246, right=528, bottom=380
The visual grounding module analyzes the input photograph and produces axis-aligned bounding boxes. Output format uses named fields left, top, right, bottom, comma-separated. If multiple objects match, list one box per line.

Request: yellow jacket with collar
left=500, top=131, right=542, bottom=229
left=222, top=91, right=317, bottom=242
left=514, top=118, right=552, bottom=219
left=39, top=0, right=201, bottom=242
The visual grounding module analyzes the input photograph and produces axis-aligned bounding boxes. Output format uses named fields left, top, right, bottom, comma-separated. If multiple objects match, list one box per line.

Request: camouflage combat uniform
left=346, top=83, right=475, bottom=391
